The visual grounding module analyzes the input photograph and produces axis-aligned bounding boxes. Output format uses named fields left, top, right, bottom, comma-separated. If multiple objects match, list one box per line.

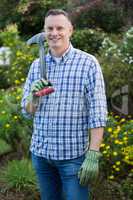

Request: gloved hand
left=78, top=150, right=102, bottom=186
left=26, top=78, right=53, bottom=105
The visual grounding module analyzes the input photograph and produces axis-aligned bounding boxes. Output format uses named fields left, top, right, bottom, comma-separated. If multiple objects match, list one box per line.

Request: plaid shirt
left=21, top=44, right=107, bottom=160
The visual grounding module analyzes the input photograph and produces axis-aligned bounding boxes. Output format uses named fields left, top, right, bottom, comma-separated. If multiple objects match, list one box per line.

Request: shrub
left=71, top=28, right=106, bottom=54
left=0, top=87, right=32, bottom=157
left=0, top=139, right=12, bottom=155
left=120, top=172, right=133, bottom=200
left=0, top=159, right=37, bottom=192
left=74, top=0, right=124, bottom=33
left=100, top=114, right=133, bottom=181
left=99, top=27, right=133, bottom=114
left=0, top=24, right=37, bottom=89
left=0, top=0, right=67, bottom=35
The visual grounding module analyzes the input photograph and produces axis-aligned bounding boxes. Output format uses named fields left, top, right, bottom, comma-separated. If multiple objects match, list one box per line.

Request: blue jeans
left=31, top=153, right=89, bottom=200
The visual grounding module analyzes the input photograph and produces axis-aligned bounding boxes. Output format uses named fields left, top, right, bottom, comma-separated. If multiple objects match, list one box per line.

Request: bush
left=92, top=170, right=133, bottom=199
left=0, top=0, right=67, bottom=35
left=0, top=24, right=37, bottom=89
left=99, top=27, right=133, bottom=114
left=100, top=114, right=133, bottom=181
left=74, top=0, right=124, bottom=33
left=0, top=159, right=37, bottom=192
left=120, top=172, right=133, bottom=200
left=71, top=28, right=106, bottom=54
left=0, top=87, right=32, bottom=157
left=0, top=139, right=12, bottom=155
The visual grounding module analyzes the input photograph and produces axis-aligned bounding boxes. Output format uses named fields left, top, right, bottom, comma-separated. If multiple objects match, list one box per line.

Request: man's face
left=44, top=14, right=73, bottom=55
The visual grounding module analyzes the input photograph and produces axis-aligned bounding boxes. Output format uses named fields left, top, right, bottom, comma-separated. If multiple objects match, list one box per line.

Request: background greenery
left=0, top=0, right=132, bottom=199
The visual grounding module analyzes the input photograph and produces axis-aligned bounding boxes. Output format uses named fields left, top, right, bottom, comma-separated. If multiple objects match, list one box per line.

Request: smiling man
left=21, top=9, right=107, bottom=200
left=44, top=13, right=73, bottom=57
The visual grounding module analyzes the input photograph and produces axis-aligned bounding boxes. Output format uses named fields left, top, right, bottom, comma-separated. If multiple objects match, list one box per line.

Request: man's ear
left=69, top=24, right=73, bottom=37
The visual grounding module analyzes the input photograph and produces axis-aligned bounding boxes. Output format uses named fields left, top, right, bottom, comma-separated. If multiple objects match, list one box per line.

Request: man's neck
left=50, top=44, right=70, bottom=57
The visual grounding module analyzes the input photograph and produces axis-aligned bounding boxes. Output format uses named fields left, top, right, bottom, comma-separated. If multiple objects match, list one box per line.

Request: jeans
left=31, top=153, right=89, bottom=200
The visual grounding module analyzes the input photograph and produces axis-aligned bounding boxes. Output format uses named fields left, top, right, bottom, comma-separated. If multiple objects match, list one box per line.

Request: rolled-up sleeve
left=85, top=57, right=108, bottom=129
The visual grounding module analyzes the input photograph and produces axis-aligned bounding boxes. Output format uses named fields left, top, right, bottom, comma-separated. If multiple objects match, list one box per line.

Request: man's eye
left=57, top=27, right=63, bottom=31
left=47, top=27, right=53, bottom=31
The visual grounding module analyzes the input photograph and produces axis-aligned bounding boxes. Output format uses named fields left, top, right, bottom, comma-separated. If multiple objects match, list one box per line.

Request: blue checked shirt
left=21, top=44, right=107, bottom=160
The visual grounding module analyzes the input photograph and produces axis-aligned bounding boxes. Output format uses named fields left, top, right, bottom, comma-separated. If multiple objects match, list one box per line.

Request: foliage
left=0, top=159, right=37, bottom=192
left=0, top=4, right=132, bottom=197
left=100, top=114, right=133, bottom=182
left=92, top=172, right=133, bottom=200
left=99, top=27, right=133, bottom=114
left=0, top=25, right=106, bottom=91
left=120, top=27, right=133, bottom=63
left=0, top=0, right=19, bottom=30
left=73, top=0, right=125, bottom=33
left=0, top=0, right=132, bottom=35
left=0, top=87, right=32, bottom=157
left=0, top=139, right=12, bottom=155
left=120, top=172, right=133, bottom=200
left=0, top=0, right=67, bottom=35
left=71, top=28, right=106, bottom=54
left=0, top=24, right=37, bottom=89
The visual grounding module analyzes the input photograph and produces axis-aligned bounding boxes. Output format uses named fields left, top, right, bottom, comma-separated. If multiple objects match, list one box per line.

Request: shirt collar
left=47, top=43, right=75, bottom=63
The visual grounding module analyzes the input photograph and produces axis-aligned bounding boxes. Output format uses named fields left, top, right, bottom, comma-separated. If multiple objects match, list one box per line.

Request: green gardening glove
left=78, top=150, right=102, bottom=186
left=26, top=78, right=52, bottom=105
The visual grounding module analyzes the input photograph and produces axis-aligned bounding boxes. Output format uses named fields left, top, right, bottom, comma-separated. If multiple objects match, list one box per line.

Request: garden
left=0, top=0, right=133, bottom=200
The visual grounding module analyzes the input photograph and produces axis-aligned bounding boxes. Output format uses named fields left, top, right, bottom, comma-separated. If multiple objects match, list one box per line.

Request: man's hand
left=78, top=150, right=101, bottom=186
left=26, top=78, right=52, bottom=104
left=26, top=79, right=53, bottom=114
left=31, top=79, right=52, bottom=93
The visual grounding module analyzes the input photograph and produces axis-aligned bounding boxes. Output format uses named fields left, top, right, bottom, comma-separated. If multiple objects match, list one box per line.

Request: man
left=21, top=9, right=107, bottom=200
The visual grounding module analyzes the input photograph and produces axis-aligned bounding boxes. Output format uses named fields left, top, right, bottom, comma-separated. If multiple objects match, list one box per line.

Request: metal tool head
left=26, top=32, right=54, bottom=96
left=27, top=32, right=45, bottom=46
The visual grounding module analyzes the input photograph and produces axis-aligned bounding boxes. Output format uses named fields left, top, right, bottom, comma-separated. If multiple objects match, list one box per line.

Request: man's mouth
left=49, top=38, right=61, bottom=42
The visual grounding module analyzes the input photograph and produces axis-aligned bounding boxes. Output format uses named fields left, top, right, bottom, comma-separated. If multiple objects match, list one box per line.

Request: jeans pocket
left=60, top=154, right=85, bottom=176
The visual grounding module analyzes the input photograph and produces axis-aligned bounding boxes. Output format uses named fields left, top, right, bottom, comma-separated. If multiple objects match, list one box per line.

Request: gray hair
left=45, top=9, right=72, bottom=24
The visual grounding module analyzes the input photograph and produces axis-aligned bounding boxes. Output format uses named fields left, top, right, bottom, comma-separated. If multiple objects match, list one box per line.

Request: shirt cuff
left=88, top=118, right=107, bottom=129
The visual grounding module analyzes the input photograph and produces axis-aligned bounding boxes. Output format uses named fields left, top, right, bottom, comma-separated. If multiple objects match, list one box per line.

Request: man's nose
left=51, top=28, right=58, bottom=35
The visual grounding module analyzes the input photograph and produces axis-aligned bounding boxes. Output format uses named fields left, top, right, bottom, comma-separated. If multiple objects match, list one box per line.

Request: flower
left=21, top=78, right=25, bottom=82
left=5, top=124, right=10, bottom=128
left=123, top=137, right=128, bottom=141
left=107, top=127, right=112, bottom=133
left=1, top=110, right=6, bottom=114
left=115, top=167, right=120, bottom=171
left=14, top=80, right=20, bottom=85
left=119, top=141, right=123, bottom=145
left=114, top=115, right=119, bottom=119
left=16, top=96, right=21, bottom=100
left=116, top=125, right=121, bottom=131
left=100, top=143, right=105, bottom=147
left=106, top=145, right=110, bottom=150
left=14, top=115, right=18, bottom=120
left=16, top=51, right=22, bottom=57
left=120, top=118, right=126, bottom=123
left=102, top=150, right=107, bottom=154
left=125, top=156, right=129, bottom=160
left=113, top=152, right=118, bottom=156
left=114, top=140, right=120, bottom=144
left=123, top=131, right=128, bottom=135
left=108, top=175, right=114, bottom=180
left=116, top=161, right=121, bottom=165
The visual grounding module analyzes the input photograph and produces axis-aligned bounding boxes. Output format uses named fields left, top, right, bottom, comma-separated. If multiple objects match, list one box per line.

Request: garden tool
left=27, top=32, right=54, bottom=97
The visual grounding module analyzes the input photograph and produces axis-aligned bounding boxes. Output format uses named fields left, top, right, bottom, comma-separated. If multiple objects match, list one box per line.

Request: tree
left=67, top=0, right=102, bottom=23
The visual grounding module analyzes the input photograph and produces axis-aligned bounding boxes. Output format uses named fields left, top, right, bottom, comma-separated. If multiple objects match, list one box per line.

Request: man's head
left=44, top=9, right=73, bottom=57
